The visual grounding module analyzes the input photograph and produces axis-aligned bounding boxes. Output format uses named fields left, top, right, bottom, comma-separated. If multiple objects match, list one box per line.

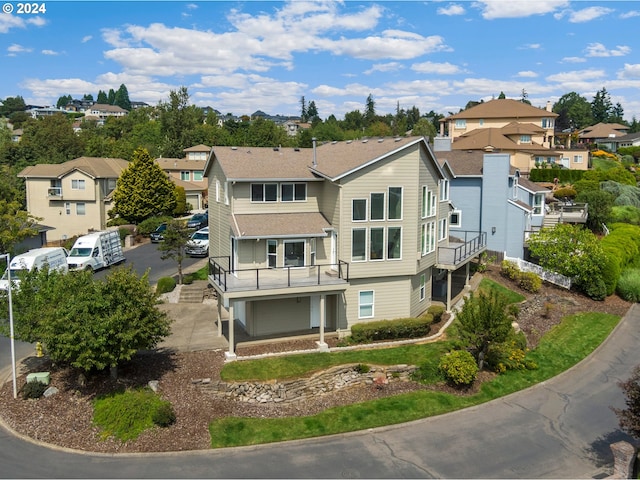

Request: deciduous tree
left=157, top=219, right=191, bottom=284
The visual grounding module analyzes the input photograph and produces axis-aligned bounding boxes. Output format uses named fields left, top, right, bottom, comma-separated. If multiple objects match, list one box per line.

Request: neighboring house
left=284, top=120, right=312, bottom=136
left=25, top=106, right=68, bottom=119
left=156, top=145, right=210, bottom=211
left=578, top=123, right=630, bottom=152
left=438, top=99, right=587, bottom=173
left=10, top=128, right=22, bottom=142
left=204, top=137, right=487, bottom=359
left=13, top=224, right=55, bottom=254
left=18, top=157, right=129, bottom=242
left=613, top=131, right=640, bottom=151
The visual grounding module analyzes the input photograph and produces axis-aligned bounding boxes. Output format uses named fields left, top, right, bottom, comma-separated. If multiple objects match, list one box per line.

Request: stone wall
left=194, top=364, right=418, bottom=404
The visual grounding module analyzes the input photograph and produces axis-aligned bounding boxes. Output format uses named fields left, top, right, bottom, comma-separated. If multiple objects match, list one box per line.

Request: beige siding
left=247, top=297, right=310, bottom=336
left=409, top=267, right=432, bottom=317
left=339, top=145, right=421, bottom=279
left=208, top=160, right=231, bottom=258
left=345, top=277, right=412, bottom=329
left=448, top=116, right=554, bottom=142
left=232, top=181, right=323, bottom=214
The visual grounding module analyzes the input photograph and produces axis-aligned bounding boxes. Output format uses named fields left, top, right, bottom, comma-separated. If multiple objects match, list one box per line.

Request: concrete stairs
left=178, top=280, right=208, bottom=303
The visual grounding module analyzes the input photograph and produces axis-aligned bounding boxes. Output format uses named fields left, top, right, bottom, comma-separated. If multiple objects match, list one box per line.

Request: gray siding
left=481, top=153, right=511, bottom=253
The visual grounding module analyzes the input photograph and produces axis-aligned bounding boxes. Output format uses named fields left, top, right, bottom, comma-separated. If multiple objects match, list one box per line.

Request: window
left=450, top=210, right=461, bottom=227
left=370, top=193, right=385, bottom=220
left=352, top=199, right=367, bottom=221
left=281, top=183, right=307, bottom=202
left=224, top=182, right=229, bottom=205
left=251, top=183, right=277, bottom=202
left=65, top=202, right=71, bottom=215
left=422, top=186, right=436, bottom=218
left=352, top=229, right=366, bottom=261
left=387, top=227, right=402, bottom=260
left=267, top=240, right=277, bottom=268
left=180, top=171, right=190, bottom=181
left=542, top=118, right=553, bottom=128
left=440, top=180, right=449, bottom=201
left=388, top=187, right=402, bottom=220
left=193, top=171, right=203, bottom=181
left=520, top=135, right=531, bottom=143
left=215, top=180, right=220, bottom=202
left=455, top=119, right=466, bottom=129
left=71, top=179, right=85, bottom=190
left=573, top=155, right=583, bottom=163
left=479, top=119, right=484, bottom=126
left=359, top=291, right=374, bottom=318
left=310, top=238, right=316, bottom=266
left=533, top=194, right=544, bottom=215
left=421, top=222, right=435, bottom=255
left=370, top=227, right=384, bottom=261
left=284, top=240, right=305, bottom=267
left=76, top=203, right=86, bottom=215
left=107, top=179, right=116, bottom=195
left=438, top=218, right=448, bottom=241
left=419, top=274, right=426, bottom=301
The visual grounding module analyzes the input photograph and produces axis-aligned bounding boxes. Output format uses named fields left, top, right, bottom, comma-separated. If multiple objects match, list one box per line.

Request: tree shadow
left=585, top=429, right=638, bottom=470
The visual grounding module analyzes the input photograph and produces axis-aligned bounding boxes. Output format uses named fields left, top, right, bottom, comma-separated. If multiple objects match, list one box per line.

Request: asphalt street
left=0, top=305, right=637, bottom=478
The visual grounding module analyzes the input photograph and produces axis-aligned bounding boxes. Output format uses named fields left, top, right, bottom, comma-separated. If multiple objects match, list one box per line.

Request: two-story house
left=204, top=137, right=486, bottom=359
left=156, top=145, right=210, bottom=211
left=578, top=122, right=630, bottom=152
left=439, top=99, right=587, bottom=174
left=18, top=157, right=129, bottom=242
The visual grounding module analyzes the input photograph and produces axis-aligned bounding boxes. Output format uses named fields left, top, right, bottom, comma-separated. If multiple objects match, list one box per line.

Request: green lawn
left=211, top=306, right=620, bottom=448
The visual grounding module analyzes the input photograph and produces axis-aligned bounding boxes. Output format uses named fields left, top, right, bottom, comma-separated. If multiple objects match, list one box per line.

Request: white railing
left=504, top=256, right=572, bottom=289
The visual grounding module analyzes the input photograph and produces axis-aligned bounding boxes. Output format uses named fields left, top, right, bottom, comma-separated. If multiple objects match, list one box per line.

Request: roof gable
left=18, top=157, right=128, bottom=179
left=445, top=98, right=557, bottom=120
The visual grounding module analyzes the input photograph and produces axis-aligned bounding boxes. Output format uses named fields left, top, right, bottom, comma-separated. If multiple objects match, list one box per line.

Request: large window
left=440, top=180, right=449, bottom=201
left=422, top=186, right=436, bottom=218
left=71, top=179, right=85, bottom=190
left=533, top=193, right=544, bottom=215
left=193, top=171, right=203, bottom=181
left=352, top=199, right=367, bottom=221
left=421, top=222, right=435, bottom=255
left=352, top=229, right=366, bottom=261
left=359, top=290, right=374, bottom=318
left=370, top=193, right=385, bottom=220
left=387, top=227, right=402, bottom=260
left=76, top=202, right=86, bottom=215
left=180, top=171, right=190, bottom=181
left=455, top=119, right=466, bottom=129
left=251, top=183, right=278, bottom=202
left=267, top=239, right=277, bottom=268
left=520, top=135, right=531, bottom=143
left=281, top=183, right=306, bottom=202
left=370, top=227, right=384, bottom=261
left=438, top=218, right=448, bottom=241
left=388, top=187, right=402, bottom=220
left=284, top=240, right=305, bottom=267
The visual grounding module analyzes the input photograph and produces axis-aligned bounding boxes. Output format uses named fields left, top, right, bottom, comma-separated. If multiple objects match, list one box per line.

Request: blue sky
left=1, top=0, right=640, bottom=122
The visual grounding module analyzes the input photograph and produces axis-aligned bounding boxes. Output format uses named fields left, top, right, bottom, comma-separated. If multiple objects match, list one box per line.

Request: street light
left=1, top=253, right=17, bottom=399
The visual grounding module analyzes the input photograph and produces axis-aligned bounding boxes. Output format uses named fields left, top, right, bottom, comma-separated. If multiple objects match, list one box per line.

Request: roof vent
left=231, top=146, right=237, bottom=150
left=346, top=140, right=352, bottom=144
left=377, top=138, right=384, bottom=143
left=362, top=139, right=368, bottom=143
left=294, top=148, right=300, bottom=152
left=273, top=147, right=279, bottom=151
left=394, top=137, right=402, bottom=142
left=331, top=141, right=337, bottom=144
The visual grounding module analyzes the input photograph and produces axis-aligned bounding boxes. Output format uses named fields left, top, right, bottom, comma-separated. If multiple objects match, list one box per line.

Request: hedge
left=350, top=316, right=433, bottom=344
left=529, top=168, right=586, bottom=183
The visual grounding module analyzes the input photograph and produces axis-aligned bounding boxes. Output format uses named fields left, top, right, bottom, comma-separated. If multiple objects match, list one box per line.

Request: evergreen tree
left=0, top=96, right=26, bottom=117
left=498, top=91, right=506, bottom=99
left=114, top=84, right=131, bottom=111
left=56, top=94, right=72, bottom=109
left=300, top=96, right=307, bottom=122
left=96, top=90, right=108, bottom=104
left=520, top=89, right=531, bottom=105
left=158, top=219, right=191, bottom=284
left=591, top=87, right=613, bottom=123
left=111, top=147, right=177, bottom=223
left=107, top=88, right=116, bottom=105
left=82, top=93, right=94, bottom=102
left=158, top=87, right=203, bottom=158
left=364, top=94, right=376, bottom=126
left=307, top=101, right=318, bottom=122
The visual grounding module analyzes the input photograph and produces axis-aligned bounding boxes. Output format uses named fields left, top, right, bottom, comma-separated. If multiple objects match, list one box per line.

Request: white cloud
left=517, top=71, right=538, bottom=78
left=7, top=44, right=32, bottom=54
left=437, top=4, right=465, bottom=16
left=475, top=0, right=569, bottom=19
left=0, top=14, right=25, bottom=34
left=364, top=62, right=403, bottom=75
left=618, top=64, right=640, bottom=80
left=41, top=50, right=59, bottom=56
left=567, top=6, right=614, bottom=23
left=585, top=42, right=631, bottom=57
left=520, top=43, right=541, bottom=50
left=620, top=10, right=640, bottom=19
left=81, top=35, right=92, bottom=43
left=561, top=56, right=586, bottom=63
left=411, top=61, right=464, bottom=75
left=546, top=69, right=606, bottom=83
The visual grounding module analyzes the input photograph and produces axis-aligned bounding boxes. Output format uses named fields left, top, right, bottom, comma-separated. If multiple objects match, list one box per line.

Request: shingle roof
left=578, top=122, right=629, bottom=139
left=435, top=150, right=518, bottom=176
left=231, top=212, right=331, bottom=238
left=18, top=157, right=128, bottom=179
left=452, top=128, right=553, bottom=152
left=184, top=144, right=211, bottom=152
left=156, top=158, right=205, bottom=171
left=518, top=177, right=548, bottom=193
left=444, top=99, right=557, bottom=120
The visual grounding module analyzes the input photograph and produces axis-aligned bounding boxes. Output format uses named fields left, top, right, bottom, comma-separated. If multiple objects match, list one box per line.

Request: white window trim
left=251, top=183, right=278, bottom=203
left=438, top=218, right=448, bottom=241
left=180, top=171, right=191, bottom=181
left=351, top=228, right=367, bottom=263
left=283, top=239, right=306, bottom=268
left=419, top=274, right=426, bottom=301
left=358, top=290, right=374, bottom=319
left=71, top=179, right=85, bottom=190
left=369, top=227, right=385, bottom=262
left=388, top=186, right=403, bottom=221
left=281, top=182, right=307, bottom=202
left=450, top=209, right=462, bottom=228
left=76, top=202, right=86, bottom=215
left=421, top=222, right=436, bottom=255
left=267, top=239, right=277, bottom=268
left=573, top=155, right=583, bottom=163
left=387, top=226, right=402, bottom=261
left=352, top=198, right=367, bottom=222
left=370, top=192, right=385, bottom=221
left=439, top=180, right=449, bottom=201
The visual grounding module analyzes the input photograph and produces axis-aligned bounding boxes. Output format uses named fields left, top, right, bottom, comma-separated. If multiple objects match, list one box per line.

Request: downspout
left=312, top=137, right=317, bottom=167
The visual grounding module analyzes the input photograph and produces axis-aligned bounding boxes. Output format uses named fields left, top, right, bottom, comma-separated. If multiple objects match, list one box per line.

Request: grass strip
left=209, top=312, right=619, bottom=448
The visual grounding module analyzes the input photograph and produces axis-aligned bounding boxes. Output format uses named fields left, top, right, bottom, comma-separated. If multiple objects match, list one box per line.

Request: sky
left=1, top=0, right=640, bottom=122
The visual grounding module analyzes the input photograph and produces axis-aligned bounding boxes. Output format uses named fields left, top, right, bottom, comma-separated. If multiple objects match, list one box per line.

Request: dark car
left=150, top=223, right=167, bottom=243
left=187, top=213, right=208, bottom=230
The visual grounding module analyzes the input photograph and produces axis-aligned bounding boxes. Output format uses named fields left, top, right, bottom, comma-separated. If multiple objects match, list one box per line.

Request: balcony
left=437, top=230, right=487, bottom=269
left=47, top=187, right=62, bottom=197
left=209, top=257, right=349, bottom=294
left=544, top=202, right=588, bottom=227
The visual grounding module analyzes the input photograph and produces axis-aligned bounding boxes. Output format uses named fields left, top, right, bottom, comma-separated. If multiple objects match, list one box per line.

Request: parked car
left=187, top=213, right=208, bottom=230
left=150, top=223, right=167, bottom=243
left=185, top=227, right=209, bottom=257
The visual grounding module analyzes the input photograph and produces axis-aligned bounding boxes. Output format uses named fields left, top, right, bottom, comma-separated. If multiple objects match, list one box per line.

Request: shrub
left=151, top=402, right=176, bottom=427
left=349, top=317, right=432, bottom=344
left=156, top=277, right=177, bottom=295
left=486, top=334, right=537, bottom=374
left=354, top=363, right=370, bottom=374
left=553, top=186, right=577, bottom=200
left=138, top=216, right=172, bottom=236
left=518, top=271, right=541, bottom=293
left=427, top=305, right=445, bottom=323
left=617, top=269, right=640, bottom=303
left=22, top=379, right=47, bottom=399
left=501, top=260, right=519, bottom=280
left=438, top=350, right=478, bottom=386
left=412, top=356, right=445, bottom=384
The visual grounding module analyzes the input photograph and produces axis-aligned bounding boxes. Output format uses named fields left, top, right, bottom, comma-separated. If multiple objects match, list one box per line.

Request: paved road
left=0, top=305, right=637, bottom=478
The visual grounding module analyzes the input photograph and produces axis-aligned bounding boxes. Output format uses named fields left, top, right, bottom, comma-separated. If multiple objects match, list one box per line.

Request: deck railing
left=209, top=257, right=349, bottom=292
left=437, top=230, right=487, bottom=267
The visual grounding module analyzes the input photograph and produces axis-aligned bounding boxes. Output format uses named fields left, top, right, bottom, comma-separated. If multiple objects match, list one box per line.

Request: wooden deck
left=436, top=231, right=487, bottom=269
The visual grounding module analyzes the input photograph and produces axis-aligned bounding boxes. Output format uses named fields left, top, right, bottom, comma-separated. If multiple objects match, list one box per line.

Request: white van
left=67, top=230, right=125, bottom=272
left=0, top=247, right=69, bottom=291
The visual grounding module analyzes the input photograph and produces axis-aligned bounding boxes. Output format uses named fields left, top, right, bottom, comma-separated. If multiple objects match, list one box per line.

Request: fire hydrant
left=35, top=342, right=43, bottom=358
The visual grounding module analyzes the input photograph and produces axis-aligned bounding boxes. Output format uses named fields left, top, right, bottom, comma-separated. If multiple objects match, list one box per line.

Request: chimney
left=546, top=101, right=552, bottom=112
left=312, top=137, right=317, bottom=167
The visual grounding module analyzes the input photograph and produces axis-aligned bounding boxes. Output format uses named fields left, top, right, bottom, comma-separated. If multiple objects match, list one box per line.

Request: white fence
left=503, top=256, right=572, bottom=290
